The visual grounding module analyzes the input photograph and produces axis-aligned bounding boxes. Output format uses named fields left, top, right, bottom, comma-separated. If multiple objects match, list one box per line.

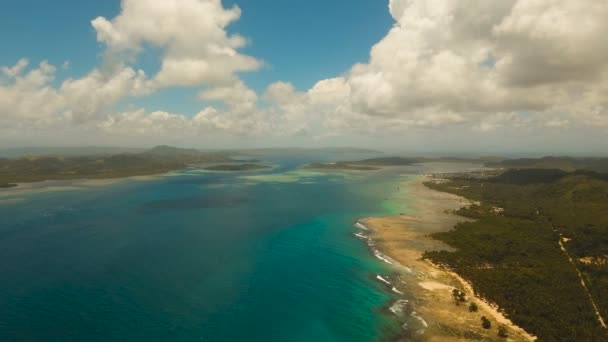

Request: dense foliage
left=487, top=156, right=608, bottom=173
left=424, top=170, right=608, bottom=341
left=0, top=145, right=233, bottom=184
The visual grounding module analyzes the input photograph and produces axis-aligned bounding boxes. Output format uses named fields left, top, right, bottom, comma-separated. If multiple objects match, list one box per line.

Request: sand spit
left=359, top=175, right=535, bottom=341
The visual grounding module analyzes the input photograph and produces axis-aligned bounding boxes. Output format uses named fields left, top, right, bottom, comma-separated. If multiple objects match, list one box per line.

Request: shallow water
left=0, top=156, right=420, bottom=341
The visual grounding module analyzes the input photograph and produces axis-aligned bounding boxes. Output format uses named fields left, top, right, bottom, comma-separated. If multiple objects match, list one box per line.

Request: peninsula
left=423, top=167, right=608, bottom=340
left=362, top=158, right=608, bottom=341
left=203, top=164, right=272, bottom=172
left=304, top=163, right=381, bottom=171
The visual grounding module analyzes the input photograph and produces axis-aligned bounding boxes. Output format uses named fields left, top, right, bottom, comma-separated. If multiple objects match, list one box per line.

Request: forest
left=424, top=168, right=608, bottom=341
left=0, top=145, right=234, bottom=185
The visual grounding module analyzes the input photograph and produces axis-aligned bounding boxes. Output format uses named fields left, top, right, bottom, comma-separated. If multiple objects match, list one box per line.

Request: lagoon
left=0, top=155, right=419, bottom=341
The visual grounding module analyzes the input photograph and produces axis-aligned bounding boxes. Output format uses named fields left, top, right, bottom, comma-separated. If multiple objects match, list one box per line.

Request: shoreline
left=357, top=174, right=535, bottom=341
left=0, top=173, right=167, bottom=199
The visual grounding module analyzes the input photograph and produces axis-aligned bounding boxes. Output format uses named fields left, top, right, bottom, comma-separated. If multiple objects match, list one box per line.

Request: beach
left=358, top=174, right=535, bottom=341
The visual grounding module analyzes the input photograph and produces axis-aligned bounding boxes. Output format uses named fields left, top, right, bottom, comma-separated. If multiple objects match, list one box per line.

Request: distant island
left=221, top=147, right=381, bottom=157
left=304, top=156, right=496, bottom=171
left=0, top=145, right=238, bottom=185
left=203, top=164, right=272, bottom=172
left=306, top=155, right=608, bottom=175
left=304, top=163, right=381, bottom=171
left=486, top=156, right=608, bottom=173
left=341, top=156, right=420, bottom=166
left=0, top=183, right=17, bottom=188
left=304, top=157, right=419, bottom=171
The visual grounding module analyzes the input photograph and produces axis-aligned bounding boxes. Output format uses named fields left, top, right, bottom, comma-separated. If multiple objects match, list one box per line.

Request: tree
left=481, top=316, right=492, bottom=329
left=452, top=289, right=466, bottom=305
left=469, top=302, right=478, bottom=312
left=498, top=325, right=509, bottom=338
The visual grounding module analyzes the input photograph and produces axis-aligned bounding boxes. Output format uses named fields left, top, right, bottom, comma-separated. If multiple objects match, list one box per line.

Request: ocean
left=0, top=155, right=419, bottom=341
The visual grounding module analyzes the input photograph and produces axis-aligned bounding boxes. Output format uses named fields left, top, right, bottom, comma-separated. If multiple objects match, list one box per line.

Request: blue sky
left=0, top=0, right=392, bottom=115
left=1, top=0, right=607, bottom=153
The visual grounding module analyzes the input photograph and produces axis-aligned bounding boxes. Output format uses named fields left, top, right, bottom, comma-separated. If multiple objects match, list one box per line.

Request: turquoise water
left=0, top=156, right=418, bottom=341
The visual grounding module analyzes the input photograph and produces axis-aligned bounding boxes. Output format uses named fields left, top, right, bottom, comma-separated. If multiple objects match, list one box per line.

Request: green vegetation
left=498, top=325, right=509, bottom=338
left=424, top=169, right=608, bottom=340
left=303, top=156, right=419, bottom=171
left=0, top=146, right=145, bottom=158
left=313, top=155, right=507, bottom=170
left=304, top=155, right=440, bottom=171
left=451, top=288, right=467, bottom=305
left=487, top=156, right=608, bottom=173
left=203, top=164, right=272, bottom=172
left=469, top=302, right=478, bottom=312
left=0, top=145, right=235, bottom=184
left=481, top=316, right=492, bottom=330
left=345, top=156, right=419, bottom=166
left=0, top=183, right=17, bottom=188
left=305, top=155, right=608, bottom=175
left=303, top=163, right=380, bottom=171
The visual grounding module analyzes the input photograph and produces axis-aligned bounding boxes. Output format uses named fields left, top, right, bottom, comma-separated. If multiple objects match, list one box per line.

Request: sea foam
left=389, top=299, right=409, bottom=316
left=392, top=287, right=404, bottom=295
left=373, top=250, right=394, bottom=265
left=376, top=275, right=391, bottom=285
left=354, top=222, right=369, bottom=230
left=353, top=233, right=368, bottom=240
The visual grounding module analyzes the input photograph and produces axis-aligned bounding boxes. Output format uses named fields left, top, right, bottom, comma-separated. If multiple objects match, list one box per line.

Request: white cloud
left=315, top=0, right=608, bottom=133
left=91, top=0, right=261, bottom=88
left=199, top=80, right=258, bottom=112
left=0, top=61, right=149, bottom=124
left=1, top=0, right=260, bottom=131
left=2, top=0, right=608, bottom=150
left=1, top=58, right=30, bottom=78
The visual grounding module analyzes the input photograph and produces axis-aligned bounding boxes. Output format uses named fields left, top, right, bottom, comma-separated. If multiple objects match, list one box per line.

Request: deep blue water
left=0, top=156, right=415, bottom=341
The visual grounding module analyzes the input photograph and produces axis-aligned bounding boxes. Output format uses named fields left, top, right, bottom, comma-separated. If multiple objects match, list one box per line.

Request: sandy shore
left=0, top=174, right=165, bottom=200
left=359, top=175, right=535, bottom=341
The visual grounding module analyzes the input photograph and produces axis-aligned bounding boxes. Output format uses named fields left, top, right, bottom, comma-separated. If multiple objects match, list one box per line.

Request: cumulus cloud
left=0, top=61, right=150, bottom=124
left=91, top=0, right=261, bottom=87
left=1, top=0, right=260, bottom=130
left=285, top=0, right=608, bottom=142
left=199, top=80, right=258, bottom=112
left=493, top=0, right=608, bottom=86
left=1, top=58, right=30, bottom=78
left=2, top=0, right=608, bottom=149
left=288, top=0, right=608, bottom=135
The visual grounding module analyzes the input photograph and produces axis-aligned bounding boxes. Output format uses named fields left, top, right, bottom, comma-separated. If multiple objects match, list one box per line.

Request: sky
left=1, top=0, right=607, bottom=154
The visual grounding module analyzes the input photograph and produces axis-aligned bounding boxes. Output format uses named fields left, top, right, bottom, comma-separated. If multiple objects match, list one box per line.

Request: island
left=486, top=156, right=608, bottom=173
left=304, top=156, right=506, bottom=171
left=342, top=156, right=420, bottom=166
left=303, top=163, right=381, bottom=171
left=0, top=145, right=240, bottom=185
left=303, top=157, right=421, bottom=171
left=203, top=164, right=272, bottom=172
left=0, top=183, right=17, bottom=188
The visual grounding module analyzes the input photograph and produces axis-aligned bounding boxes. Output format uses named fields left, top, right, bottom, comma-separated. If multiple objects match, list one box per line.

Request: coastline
left=357, top=174, right=535, bottom=341
left=0, top=173, right=165, bottom=200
